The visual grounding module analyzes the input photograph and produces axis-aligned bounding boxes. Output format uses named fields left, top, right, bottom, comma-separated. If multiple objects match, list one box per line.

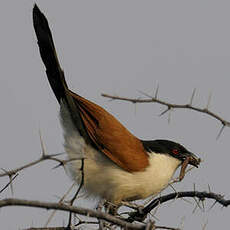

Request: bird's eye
left=172, top=149, right=179, bottom=155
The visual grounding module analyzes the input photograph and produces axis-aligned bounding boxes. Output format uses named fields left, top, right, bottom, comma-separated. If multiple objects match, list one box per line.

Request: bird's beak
left=186, top=152, right=201, bottom=168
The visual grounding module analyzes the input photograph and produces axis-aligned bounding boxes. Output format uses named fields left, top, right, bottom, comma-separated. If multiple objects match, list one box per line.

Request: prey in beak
left=178, top=152, right=201, bottom=181
left=187, top=152, right=201, bottom=168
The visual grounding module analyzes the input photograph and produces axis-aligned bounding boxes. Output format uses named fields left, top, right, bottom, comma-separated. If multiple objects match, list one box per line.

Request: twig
left=0, top=198, right=145, bottom=230
left=0, top=174, right=18, bottom=194
left=101, top=93, right=230, bottom=131
left=26, top=227, right=67, bottom=230
left=155, top=226, right=180, bottom=230
left=0, top=153, right=65, bottom=178
left=127, top=191, right=230, bottom=222
left=44, top=182, right=77, bottom=227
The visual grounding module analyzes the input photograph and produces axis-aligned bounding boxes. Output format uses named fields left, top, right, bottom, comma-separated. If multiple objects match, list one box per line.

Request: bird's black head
left=141, top=139, right=201, bottom=167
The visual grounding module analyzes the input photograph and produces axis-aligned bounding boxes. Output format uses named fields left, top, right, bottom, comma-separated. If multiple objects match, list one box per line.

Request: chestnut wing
left=70, top=91, right=149, bottom=172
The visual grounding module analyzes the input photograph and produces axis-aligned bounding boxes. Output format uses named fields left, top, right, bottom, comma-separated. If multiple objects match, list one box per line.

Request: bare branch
left=155, top=226, right=180, bottom=230
left=26, top=227, right=67, bottom=230
left=0, top=153, right=66, bottom=178
left=0, top=198, right=146, bottom=229
left=127, top=191, right=230, bottom=222
left=101, top=93, right=230, bottom=130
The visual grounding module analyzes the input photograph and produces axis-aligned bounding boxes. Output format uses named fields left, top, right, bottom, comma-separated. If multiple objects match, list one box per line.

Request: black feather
left=33, top=4, right=92, bottom=145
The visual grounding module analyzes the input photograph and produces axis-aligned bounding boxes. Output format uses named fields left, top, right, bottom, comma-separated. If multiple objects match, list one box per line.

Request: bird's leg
left=96, top=199, right=106, bottom=229
left=96, top=199, right=106, bottom=211
left=179, top=156, right=190, bottom=181
left=104, top=201, right=120, bottom=216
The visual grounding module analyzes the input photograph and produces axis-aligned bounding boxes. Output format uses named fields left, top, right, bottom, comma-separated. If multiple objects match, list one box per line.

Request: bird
left=32, top=5, right=200, bottom=207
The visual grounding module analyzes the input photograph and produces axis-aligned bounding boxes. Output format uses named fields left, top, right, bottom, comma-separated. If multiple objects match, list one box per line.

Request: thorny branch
left=25, top=223, right=179, bottom=230
left=127, top=191, right=230, bottom=222
left=102, top=91, right=230, bottom=138
left=0, top=153, right=64, bottom=178
left=0, top=189, right=228, bottom=229
left=0, top=132, right=81, bottom=179
left=0, top=198, right=145, bottom=230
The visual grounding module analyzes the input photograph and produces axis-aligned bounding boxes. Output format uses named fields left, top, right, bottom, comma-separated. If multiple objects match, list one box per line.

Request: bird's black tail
left=33, top=4, right=67, bottom=103
left=33, top=4, right=92, bottom=142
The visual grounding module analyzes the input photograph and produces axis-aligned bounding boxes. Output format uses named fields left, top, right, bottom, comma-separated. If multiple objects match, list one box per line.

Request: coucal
left=33, top=5, right=200, bottom=206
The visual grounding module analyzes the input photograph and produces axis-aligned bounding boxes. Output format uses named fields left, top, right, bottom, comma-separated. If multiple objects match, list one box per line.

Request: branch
left=26, top=228, right=67, bottom=230
left=44, top=182, right=77, bottom=227
left=0, top=153, right=66, bottom=178
left=0, top=173, right=18, bottom=194
left=0, top=198, right=145, bottom=230
left=0, top=131, right=82, bottom=179
left=67, top=159, right=85, bottom=227
left=127, top=191, right=230, bottom=222
left=101, top=93, right=230, bottom=134
left=0, top=131, right=68, bottom=178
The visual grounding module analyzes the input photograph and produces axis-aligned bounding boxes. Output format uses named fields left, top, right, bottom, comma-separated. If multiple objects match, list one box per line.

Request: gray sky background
left=1, top=0, right=230, bottom=229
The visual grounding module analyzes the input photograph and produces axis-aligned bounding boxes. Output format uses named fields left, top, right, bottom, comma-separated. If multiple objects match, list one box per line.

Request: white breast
left=60, top=103, right=181, bottom=204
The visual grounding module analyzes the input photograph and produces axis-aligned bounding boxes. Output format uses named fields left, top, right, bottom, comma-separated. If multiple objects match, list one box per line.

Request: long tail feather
left=33, top=4, right=67, bottom=103
left=33, top=4, right=91, bottom=143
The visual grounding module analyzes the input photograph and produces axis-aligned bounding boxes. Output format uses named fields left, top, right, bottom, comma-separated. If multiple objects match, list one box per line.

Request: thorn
left=190, top=88, right=196, bottom=105
left=216, top=125, right=225, bottom=140
left=193, top=183, right=196, bottom=192
left=206, top=92, right=212, bottom=110
left=39, top=129, right=46, bottom=157
left=192, top=197, right=202, bottom=213
left=192, top=203, right=198, bottom=213
left=0, top=173, right=18, bottom=194
left=138, top=90, right=153, bottom=99
left=208, top=200, right=218, bottom=211
left=50, top=152, right=66, bottom=157
left=202, top=220, right=208, bottom=230
left=168, top=183, right=177, bottom=193
left=174, top=192, right=179, bottom=201
left=159, top=107, right=171, bottom=116
left=1, top=168, right=10, bottom=174
left=181, top=197, right=193, bottom=205
left=150, top=200, right=161, bottom=221
left=208, top=184, right=211, bottom=193
left=201, top=199, right=205, bottom=212
left=74, top=214, right=82, bottom=222
left=155, top=84, right=159, bottom=99
left=52, top=162, right=64, bottom=169
left=168, top=109, right=172, bottom=124
left=9, top=175, right=14, bottom=196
